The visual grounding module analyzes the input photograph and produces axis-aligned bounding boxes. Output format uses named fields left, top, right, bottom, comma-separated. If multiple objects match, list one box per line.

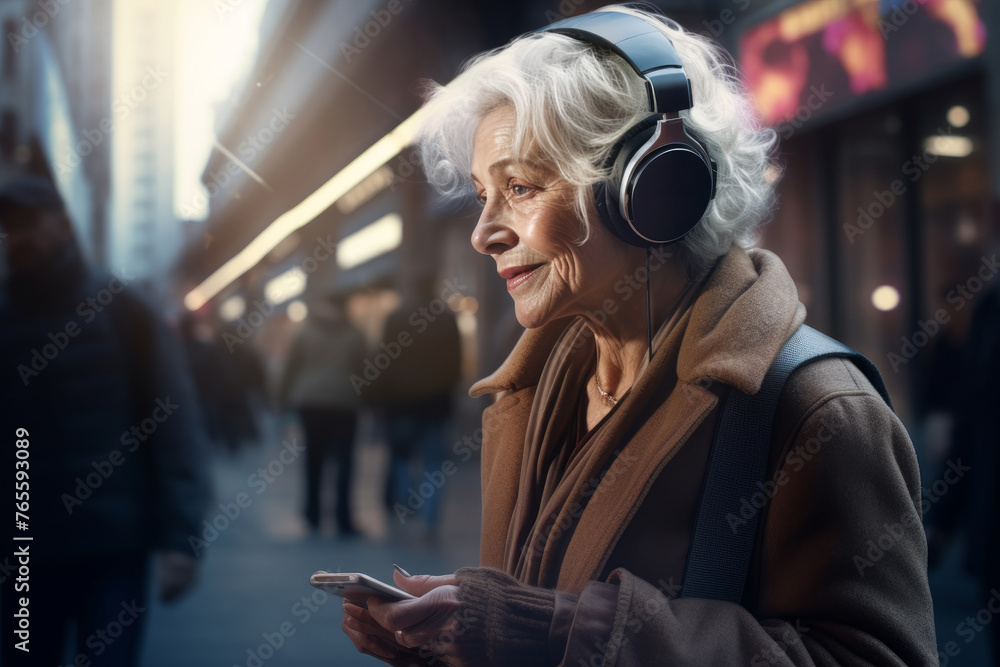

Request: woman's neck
left=582, top=250, right=689, bottom=405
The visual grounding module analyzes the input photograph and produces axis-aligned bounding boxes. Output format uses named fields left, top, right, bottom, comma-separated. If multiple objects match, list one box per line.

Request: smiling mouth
left=499, top=264, right=543, bottom=291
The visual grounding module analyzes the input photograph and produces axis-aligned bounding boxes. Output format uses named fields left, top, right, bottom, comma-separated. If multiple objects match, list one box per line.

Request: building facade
left=0, top=0, right=113, bottom=267
left=727, top=0, right=996, bottom=421
left=175, top=0, right=996, bottom=423
left=108, top=0, right=177, bottom=295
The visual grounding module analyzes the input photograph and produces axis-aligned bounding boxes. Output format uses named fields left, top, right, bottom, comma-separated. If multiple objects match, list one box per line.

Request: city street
left=1, top=0, right=997, bottom=665
left=132, top=417, right=996, bottom=666
left=139, top=412, right=482, bottom=667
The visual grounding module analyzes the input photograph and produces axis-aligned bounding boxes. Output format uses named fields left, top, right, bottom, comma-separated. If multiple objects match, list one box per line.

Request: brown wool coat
left=468, top=246, right=939, bottom=666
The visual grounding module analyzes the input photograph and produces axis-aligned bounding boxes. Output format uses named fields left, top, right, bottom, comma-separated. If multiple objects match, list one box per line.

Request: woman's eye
left=511, top=184, right=531, bottom=196
left=475, top=192, right=487, bottom=206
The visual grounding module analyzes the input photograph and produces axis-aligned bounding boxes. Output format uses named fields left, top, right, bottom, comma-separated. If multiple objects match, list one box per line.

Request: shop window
left=0, top=109, right=17, bottom=160
left=3, top=20, right=16, bottom=79
left=832, top=106, right=911, bottom=416
left=912, top=78, right=991, bottom=422
left=759, top=132, right=831, bottom=334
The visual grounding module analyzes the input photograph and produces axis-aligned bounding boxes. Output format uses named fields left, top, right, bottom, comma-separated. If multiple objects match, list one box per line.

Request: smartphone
left=309, top=571, right=415, bottom=604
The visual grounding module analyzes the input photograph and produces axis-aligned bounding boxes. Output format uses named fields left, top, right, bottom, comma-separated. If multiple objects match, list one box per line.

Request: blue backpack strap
left=680, top=325, right=892, bottom=603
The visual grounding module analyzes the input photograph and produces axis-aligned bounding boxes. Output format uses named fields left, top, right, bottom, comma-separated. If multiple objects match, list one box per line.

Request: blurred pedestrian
left=278, top=292, right=364, bottom=535
left=378, top=275, right=461, bottom=539
left=180, top=312, right=268, bottom=455
left=0, top=174, right=212, bottom=667
left=179, top=312, right=226, bottom=444
left=926, top=277, right=1000, bottom=666
left=215, top=331, right=267, bottom=454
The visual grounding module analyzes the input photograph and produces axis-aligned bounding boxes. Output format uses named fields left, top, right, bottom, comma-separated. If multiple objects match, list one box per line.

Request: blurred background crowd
left=0, top=0, right=997, bottom=665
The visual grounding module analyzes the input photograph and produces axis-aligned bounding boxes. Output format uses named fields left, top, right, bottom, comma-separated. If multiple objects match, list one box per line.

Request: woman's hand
left=341, top=594, right=423, bottom=666
left=342, top=570, right=475, bottom=666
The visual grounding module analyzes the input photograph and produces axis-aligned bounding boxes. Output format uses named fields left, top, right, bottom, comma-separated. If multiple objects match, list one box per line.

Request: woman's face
left=470, top=105, right=635, bottom=329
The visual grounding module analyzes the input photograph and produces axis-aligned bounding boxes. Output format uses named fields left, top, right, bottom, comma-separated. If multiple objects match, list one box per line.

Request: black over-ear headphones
left=539, top=11, right=718, bottom=247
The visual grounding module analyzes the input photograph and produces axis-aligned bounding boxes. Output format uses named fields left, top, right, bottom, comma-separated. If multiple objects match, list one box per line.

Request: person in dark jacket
left=377, top=275, right=461, bottom=539
left=926, top=277, right=1000, bottom=666
left=181, top=312, right=266, bottom=454
left=279, top=293, right=366, bottom=535
left=0, top=174, right=212, bottom=667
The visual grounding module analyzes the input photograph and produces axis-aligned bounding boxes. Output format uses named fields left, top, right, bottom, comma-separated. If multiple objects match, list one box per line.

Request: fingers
left=342, top=602, right=408, bottom=663
left=343, top=601, right=398, bottom=646
left=391, top=613, right=461, bottom=652
left=392, top=570, right=460, bottom=597
left=368, top=585, right=463, bottom=649
left=342, top=616, right=403, bottom=662
left=344, top=571, right=465, bottom=660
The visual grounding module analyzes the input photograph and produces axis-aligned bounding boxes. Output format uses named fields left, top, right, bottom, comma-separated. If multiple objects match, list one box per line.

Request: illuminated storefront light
left=924, top=135, right=973, bottom=158
left=264, top=267, right=307, bottom=305
left=219, top=294, right=246, bottom=322
left=286, top=300, right=308, bottom=322
left=336, top=213, right=403, bottom=270
left=871, top=285, right=900, bottom=311
left=947, top=105, right=970, bottom=128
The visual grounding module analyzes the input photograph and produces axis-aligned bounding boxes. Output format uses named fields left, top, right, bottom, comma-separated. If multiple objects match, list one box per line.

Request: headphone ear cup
left=593, top=115, right=661, bottom=246
left=628, top=144, right=715, bottom=244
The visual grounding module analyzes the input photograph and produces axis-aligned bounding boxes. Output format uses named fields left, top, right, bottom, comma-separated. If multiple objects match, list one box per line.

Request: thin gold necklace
left=594, top=373, right=618, bottom=406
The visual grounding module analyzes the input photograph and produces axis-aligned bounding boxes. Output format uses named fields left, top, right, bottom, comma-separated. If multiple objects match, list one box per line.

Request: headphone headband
left=537, top=10, right=716, bottom=246
left=538, top=11, right=693, bottom=113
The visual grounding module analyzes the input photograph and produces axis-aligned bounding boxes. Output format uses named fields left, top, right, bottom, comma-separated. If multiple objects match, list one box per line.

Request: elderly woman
left=342, top=6, right=937, bottom=666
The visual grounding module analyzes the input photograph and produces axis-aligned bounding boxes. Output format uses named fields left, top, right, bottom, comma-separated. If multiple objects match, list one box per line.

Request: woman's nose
left=471, top=206, right=517, bottom=256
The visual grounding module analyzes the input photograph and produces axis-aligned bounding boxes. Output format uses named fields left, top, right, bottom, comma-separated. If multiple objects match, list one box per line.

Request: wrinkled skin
left=469, top=105, right=640, bottom=333
left=341, top=571, right=473, bottom=666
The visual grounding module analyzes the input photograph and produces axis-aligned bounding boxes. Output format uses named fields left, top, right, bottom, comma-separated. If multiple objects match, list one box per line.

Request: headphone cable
left=646, top=246, right=653, bottom=364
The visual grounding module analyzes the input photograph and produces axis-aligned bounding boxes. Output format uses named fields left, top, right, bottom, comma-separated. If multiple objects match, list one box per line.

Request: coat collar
left=470, top=246, right=806, bottom=399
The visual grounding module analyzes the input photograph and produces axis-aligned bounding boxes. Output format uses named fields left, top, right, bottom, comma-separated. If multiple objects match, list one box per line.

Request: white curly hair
left=415, top=4, right=779, bottom=279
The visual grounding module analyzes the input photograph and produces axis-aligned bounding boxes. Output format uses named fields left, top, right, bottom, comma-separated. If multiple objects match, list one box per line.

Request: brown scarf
left=504, top=278, right=704, bottom=588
